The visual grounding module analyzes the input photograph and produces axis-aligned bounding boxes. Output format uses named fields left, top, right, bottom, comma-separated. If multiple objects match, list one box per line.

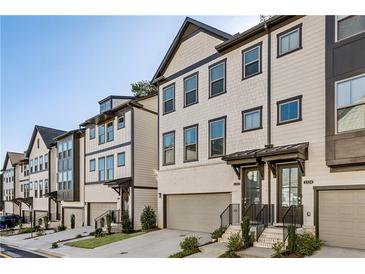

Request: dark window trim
left=98, top=124, right=105, bottom=145
left=89, top=126, right=96, bottom=140
left=117, top=152, right=126, bottom=167
left=162, top=83, right=176, bottom=115
left=98, top=156, right=106, bottom=182
left=277, top=95, right=303, bottom=126
left=105, top=154, right=114, bottom=181
left=208, top=58, right=227, bottom=99
left=162, top=130, right=175, bottom=166
left=242, top=106, right=263, bottom=132
left=106, top=121, right=114, bottom=142
left=183, top=124, right=199, bottom=163
left=242, top=41, right=263, bottom=80
left=183, top=72, right=199, bottom=108
left=117, top=114, right=125, bottom=130
left=208, top=116, right=227, bottom=159
left=277, top=23, right=303, bottom=58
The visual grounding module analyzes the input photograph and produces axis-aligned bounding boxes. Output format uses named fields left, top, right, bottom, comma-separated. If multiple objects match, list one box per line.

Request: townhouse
left=80, top=95, right=158, bottom=230
left=153, top=16, right=365, bottom=250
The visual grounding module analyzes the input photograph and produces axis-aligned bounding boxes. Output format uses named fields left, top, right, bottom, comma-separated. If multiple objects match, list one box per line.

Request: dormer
left=98, top=95, right=135, bottom=113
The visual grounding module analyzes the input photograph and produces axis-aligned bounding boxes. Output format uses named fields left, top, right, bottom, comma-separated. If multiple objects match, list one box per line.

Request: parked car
left=0, top=215, right=21, bottom=229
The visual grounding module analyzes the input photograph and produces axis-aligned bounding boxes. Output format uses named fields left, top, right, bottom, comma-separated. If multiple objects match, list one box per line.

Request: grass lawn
left=64, top=231, right=144, bottom=249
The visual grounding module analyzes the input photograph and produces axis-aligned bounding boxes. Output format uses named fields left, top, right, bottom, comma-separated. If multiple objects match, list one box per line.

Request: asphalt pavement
left=0, top=243, right=46, bottom=258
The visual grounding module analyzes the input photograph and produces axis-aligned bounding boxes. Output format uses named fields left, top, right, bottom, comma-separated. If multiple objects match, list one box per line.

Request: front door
left=277, top=164, right=302, bottom=222
left=242, top=168, right=262, bottom=219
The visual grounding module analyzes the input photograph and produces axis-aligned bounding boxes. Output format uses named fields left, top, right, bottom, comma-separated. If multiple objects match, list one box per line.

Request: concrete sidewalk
left=309, top=246, right=365, bottom=258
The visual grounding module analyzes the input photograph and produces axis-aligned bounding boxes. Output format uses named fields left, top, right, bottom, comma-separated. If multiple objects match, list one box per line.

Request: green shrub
left=17, top=219, right=23, bottom=230
left=51, top=242, right=59, bottom=249
left=43, top=216, right=49, bottom=230
left=19, top=227, right=35, bottom=234
left=241, top=217, right=253, bottom=248
left=211, top=227, right=226, bottom=241
left=180, top=236, right=199, bottom=252
left=95, top=228, right=103, bottom=238
left=140, top=206, right=156, bottom=231
left=57, top=223, right=66, bottom=232
left=70, top=214, right=75, bottom=229
left=272, top=241, right=285, bottom=258
left=168, top=249, right=198, bottom=258
left=106, top=214, right=112, bottom=235
left=219, top=250, right=240, bottom=258
left=121, top=210, right=133, bottom=233
left=76, top=234, right=82, bottom=238
left=37, top=227, right=45, bottom=236
left=34, top=225, right=41, bottom=231
left=296, top=232, right=322, bottom=256
left=226, top=232, right=243, bottom=252
left=287, top=225, right=297, bottom=253
left=100, top=217, right=105, bottom=228
left=38, top=218, right=43, bottom=227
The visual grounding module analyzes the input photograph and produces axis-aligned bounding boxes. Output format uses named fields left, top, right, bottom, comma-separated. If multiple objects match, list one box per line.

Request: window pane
left=99, top=125, right=105, bottom=144
left=280, top=35, right=290, bottom=54
left=244, top=110, right=260, bottom=130
left=118, top=116, right=125, bottom=129
left=245, top=61, right=259, bottom=77
left=163, top=134, right=174, bottom=149
left=338, top=104, right=365, bottom=132
left=164, top=150, right=174, bottom=164
left=107, top=123, right=113, bottom=141
left=337, top=80, right=351, bottom=107
left=185, top=75, right=197, bottom=91
left=211, top=79, right=224, bottom=96
left=290, top=188, right=299, bottom=206
left=280, top=29, right=299, bottom=54
left=244, top=47, right=259, bottom=64
left=289, top=30, right=299, bottom=49
left=163, top=86, right=174, bottom=100
left=210, top=63, right=224, bottom=81
left=338, top=16, right=365, bottom=40
left=211, top=138, right=224, bottom=156
left=282, top=188, right=290, bottom=207
left=351, top=76, right=365, bottom=104
left=164, top=100, right=174, bottom=113
left=282, top=168, right=290, bottom=187
left=118, top=153, right=125, bottom=166
left=210, top=120, right=224, bottom=139
left=185, top=144, right=197, bottom=161
left=184, top=127, right=197, bottom=145
left=280, top=100, right=298, bottom=122
left=290, top=167, right=298, bottom=187
left=185, top=90, right=197, bottom=106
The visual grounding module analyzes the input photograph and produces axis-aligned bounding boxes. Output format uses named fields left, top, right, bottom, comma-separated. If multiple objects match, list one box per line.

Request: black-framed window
left=117, top=114, right=125, bottom=129
left=183, top=124, right=198, bottom=162
left=242, top=43, right=262, bottom=79
left=98, top=157, right=105, bottom=181
left=163, top=84, right=175, bottom=114
left=107, top=122, right=114, bottom=142
left=89, top=126, right=96, bottom=140
left=336, top=74, right=365, bottom=133
left=34, top=157, right=38, bottom=172
left=277, top=95, right=302, bottom=125
left=100, top=99, right=112, bottom=113
left=242, top=106, right=263, bottom=132
left=209, top=117, right=226, bottom=158
left=39, top=155, right=43, bottom=170
left=117, top=152, right=125, bottom=167
left=337, top=16, right=365, bottom=41
left=106, top=155, right=114, bottom=181
left=184, top=72, right=198, bottom=107
left=277, top=24, right=302, bottom=58
left=162, top=131, right=175, bottom=165
left=89, top=159, right=96, bottom=172
left=209, top=59, right=226, bottom=98
left=98, top=124, right=105, bottom=144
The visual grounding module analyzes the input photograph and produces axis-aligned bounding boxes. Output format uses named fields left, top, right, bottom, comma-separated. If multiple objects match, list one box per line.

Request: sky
left=0, top=15, right=259, bottom=162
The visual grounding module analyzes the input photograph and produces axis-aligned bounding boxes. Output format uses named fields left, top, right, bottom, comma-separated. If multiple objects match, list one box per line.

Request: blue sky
left=0, top=16, right=259, bottom=160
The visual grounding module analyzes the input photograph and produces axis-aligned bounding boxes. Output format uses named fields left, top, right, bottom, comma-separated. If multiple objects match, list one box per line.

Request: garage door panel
left=166, top=193, right=231, bottom=233
left=319, top=190, right=365, bottom=250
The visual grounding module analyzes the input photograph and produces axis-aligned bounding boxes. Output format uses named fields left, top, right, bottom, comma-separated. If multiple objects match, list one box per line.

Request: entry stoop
left=253, top=227, right=284, bottom=249
left=219, top=225, right=256, bottom=243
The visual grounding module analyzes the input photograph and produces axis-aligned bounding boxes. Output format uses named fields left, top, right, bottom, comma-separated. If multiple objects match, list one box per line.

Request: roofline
left=53, top=129, right=84, bottom=141
left=2, top=151, right=25, bottom=171
left=98, top=95, right=135, bottom=104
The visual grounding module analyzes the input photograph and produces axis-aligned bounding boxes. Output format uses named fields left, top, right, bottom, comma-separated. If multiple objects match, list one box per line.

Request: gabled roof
left=152, top=17, right=232, bottom=83
left=2, top=152, right=25, bottom=171
left=26, top=125, right=67, bottom=157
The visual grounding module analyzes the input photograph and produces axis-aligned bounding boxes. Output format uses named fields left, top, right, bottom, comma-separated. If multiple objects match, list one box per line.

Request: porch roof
left=104, top=177, right=132, bottom=188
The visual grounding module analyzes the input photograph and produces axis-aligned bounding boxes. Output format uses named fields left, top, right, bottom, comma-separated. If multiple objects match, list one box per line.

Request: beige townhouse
left=153, top=16, right=365, bottom=250
left=80, top=95, right=158, bottom=230
left=25, top=125, right=66, bottom=225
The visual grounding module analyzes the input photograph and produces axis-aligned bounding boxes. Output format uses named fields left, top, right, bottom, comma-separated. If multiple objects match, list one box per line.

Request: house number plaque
left=304, top=180, right=314, bottom=184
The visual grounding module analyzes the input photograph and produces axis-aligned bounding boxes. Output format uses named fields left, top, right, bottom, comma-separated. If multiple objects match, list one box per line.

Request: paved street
left=0, top=243, right=46, bottom=258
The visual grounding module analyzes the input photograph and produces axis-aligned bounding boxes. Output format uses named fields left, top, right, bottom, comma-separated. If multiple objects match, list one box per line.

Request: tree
left=131, top=80, right=157, bottom=97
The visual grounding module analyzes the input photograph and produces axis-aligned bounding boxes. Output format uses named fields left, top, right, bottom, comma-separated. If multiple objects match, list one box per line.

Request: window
left=30, top=159, right=33, bottom=173
left=68, top=140, right=72, bottom=157
left=277, top=96, right=302, bottom=125
left=242, top=43, right=262, bottom=79
left=29, top=181, right=33, bottom=190
left=39, top=155, right=43, bottom=170
left=90, top=126, right=96, bottom=140
left=44, top=154, right=48, bottom=169
left=337, top=16, right=365, bottom=41
left=184, top=125, right=198, bottom=162
left=336, top=74, right=365, bottom=133
left=34, top=181, right=38, bottom=198
left=89, top=159, right=96, bottom=172
left=21, top=184, right=24, bottom=192
left=118, top=115, right=125, bottom=129
left=163, top=84, right=175, bottom=114
left=98, top=124, right=105, bottom=144
left=280, top=166, right=300, bottom=207
left=162, top=131, right=175, bottom=165
left=58, top=173, right=62, bottom=190
left=58, top=143, right=62, bottom=159
left=117, top=152, right=125, bottom=167
left=184, top=73, right=198, bottom=107
left=39, top=180, right=43, bottom=197
left=106, top=155, right=114, bottom=181
left=37, top=138, right=40, bottom=148
left=63, top=142, right=67, bottom=158
left=277, top=24, right=302, bottom=57
left=209, top=117, right=226, bottom=158
left=100, top=99, right=112, bottom=113
left=242, top=106, right=263, bottom=132
left=107, top=122, right=114, bottom=142
left=209, top=60, right=226, bottom=97
left=44, top=179, right=49, bottom=194
left=98, top=157, right=105, bottom=181
left=34, top=157, right=38, bottom=172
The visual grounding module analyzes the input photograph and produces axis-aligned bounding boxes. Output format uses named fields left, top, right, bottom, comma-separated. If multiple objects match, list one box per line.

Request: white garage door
left=89, top=202, right=117, bottom=225
left=318, top=189, right=365, bottom=250
left=166, top=193, right=231, bottom=233
left=63, top=208, right=84, bottom=228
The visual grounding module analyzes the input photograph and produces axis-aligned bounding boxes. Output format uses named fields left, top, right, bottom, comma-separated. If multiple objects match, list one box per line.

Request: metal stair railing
left=220, top=204, right=240, bottom=229
left=282, top=205, right=303, bottom=243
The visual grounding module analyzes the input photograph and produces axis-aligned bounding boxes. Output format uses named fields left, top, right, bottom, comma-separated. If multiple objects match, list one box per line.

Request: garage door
left=63, top=208, right=84, bottom=228
left=166, top=193, right=231, bottom=233
left=89, top=202, right=117, bottom=225
left=318, top=189, right=365, bottom=250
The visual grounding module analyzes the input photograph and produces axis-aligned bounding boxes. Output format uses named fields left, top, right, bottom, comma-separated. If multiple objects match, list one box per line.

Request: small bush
left=19, top=227, right=35, bottom=234
left=241, top=217, right=253, bottom=248
left=226, top=232, right=243, bottom=252
left=287, top=225, right=297, bottom=253
left=43, top=216, right=49, bottom=230
left=211, top=227, right=226, bottom=241
left=169, top=249, right=198, bottom=258
left=95, top=228, right=103, bottom=238
left=106, top=214, right=112, bottom=235
left=38, top=218, right=43, bottom=227
left=34, top=225, right=41, bottom=231
left=57, top=224, right=66, bottom=232
left=140, top=206, right=157, bottom=231
left=76, top=234, right=82, bottom=238
left=70, top=214, right=75, bottom=229
left=100, top=217, right=105, bottom=228
left=180, top=236, right=199, bottom=252
left=37, top=227, right=45, bottom=236
left=272, top=241, right=285, bottom=258
left=296, top=232, right=322, bottom=256
left=51, top=242, right=59, bottom=249
left=17, top=219, right=23, bottom=230
left=121, top=210, right=133, bottom=233
left=219, top=250, right=240, bottom=258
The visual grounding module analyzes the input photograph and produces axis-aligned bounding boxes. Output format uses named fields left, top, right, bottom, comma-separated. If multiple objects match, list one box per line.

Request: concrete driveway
left=64, top=229, right=212, bottom=258
left=310, top=246, right=365, bottom=258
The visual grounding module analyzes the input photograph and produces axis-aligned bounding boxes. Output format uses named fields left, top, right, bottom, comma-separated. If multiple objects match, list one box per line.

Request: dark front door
left=277, top=164, right=302, bottom=222
left=242, top=168, right=262, bottom=220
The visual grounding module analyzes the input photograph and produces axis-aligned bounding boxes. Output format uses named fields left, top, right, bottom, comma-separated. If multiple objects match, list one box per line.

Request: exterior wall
left=3, top=161, right=15, bottom=215
left=133, top=188, right=157, bottom=230
left=4, top=201, right=14, bottom=215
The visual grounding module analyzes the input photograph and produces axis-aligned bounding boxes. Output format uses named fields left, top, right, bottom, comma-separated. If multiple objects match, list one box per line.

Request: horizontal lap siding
left=133, top=188, right=157, bottom=230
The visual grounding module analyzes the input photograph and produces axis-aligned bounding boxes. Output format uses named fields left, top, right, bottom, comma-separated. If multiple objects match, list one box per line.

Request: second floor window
left=277, top=95, right=302, bottom=125
left=278, top=24, right=302, bottom=57
left=106, top=155, right=114, bottom=181
left=209, top=117, right=226, bottom=158
left=242, top=106, right=262, bottom=132
left=184, top=125, right=198, bottom=162
left=163, top=84, right=175, bottom=114
left=39, top=180, right=43, bottom=197
left=336, top=74, right=365, bottom=133
left=337, top=16, right=365, bottom=41
left=163, top=131, right=175, bottom=165
left=89, top=159, right=96, bottom=172
left=209, top=60, right=226, bottom=97
left=118, top=115, right=125, bottom=129
left=90, top=126, right=96, bottom=140
left=34, top=157, right=38, bottom=172
left=243, top=43, right=261, bottom=78
left=117, top=152, right=125, bottom=167
left=45, top=179, right=49, bottom=194
left=39, top=155, right=43, bottom=170
left=98, top=125, right=105, bottom=145
left=98, top=157, right=105, bottom=181
left=107, top=122, right=114, bottom=142
left=184, top=73, right=198, bottom=107
left=34, top=181, right=38, bottom=198
left=44, top=154, right=48, bottom=169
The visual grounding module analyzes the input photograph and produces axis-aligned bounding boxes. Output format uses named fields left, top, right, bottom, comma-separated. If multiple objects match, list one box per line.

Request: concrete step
left=253, top=241, right=273, bottom=249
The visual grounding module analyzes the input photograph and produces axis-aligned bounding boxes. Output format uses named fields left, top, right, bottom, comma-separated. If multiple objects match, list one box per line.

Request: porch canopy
left=44, top=191, right=58, bottom=202
left=222, top=142, right=309, bottom=179
left=12, top=197, right=23, bottom=206
left=19, top=197, right=33, bottom=208
left=104, top=177, right=132, bottom=195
